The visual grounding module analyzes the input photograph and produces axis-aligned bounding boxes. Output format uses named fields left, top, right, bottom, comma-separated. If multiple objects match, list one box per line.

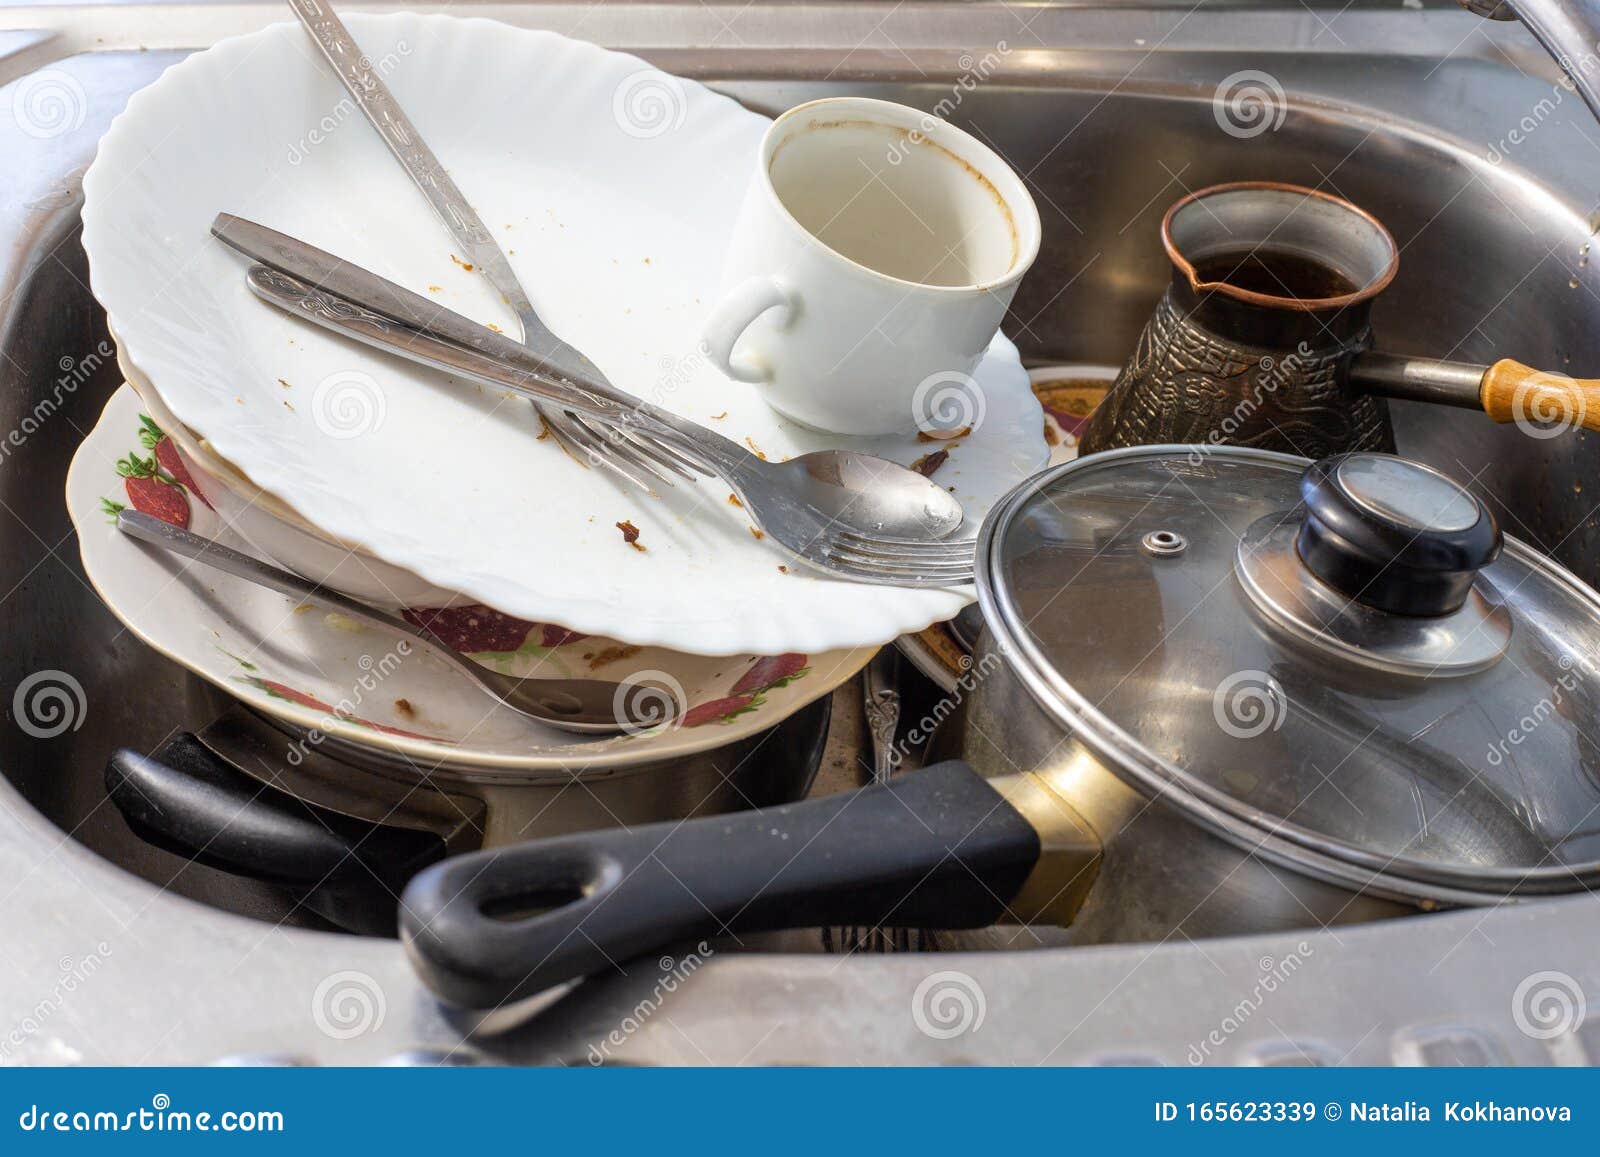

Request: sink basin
left=1, top=3, right=1597, bottom=1063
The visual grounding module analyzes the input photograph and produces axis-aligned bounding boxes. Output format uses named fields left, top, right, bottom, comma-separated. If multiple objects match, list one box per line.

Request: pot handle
left=106, top=735, right=446, bottom=935
left=1479, top=360, right=1600, bottom=433
left=399, top=760, right=1041, bottom=1008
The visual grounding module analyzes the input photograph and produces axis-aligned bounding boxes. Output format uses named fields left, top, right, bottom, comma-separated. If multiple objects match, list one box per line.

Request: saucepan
left=399, top=446, right=1600, bottom=1007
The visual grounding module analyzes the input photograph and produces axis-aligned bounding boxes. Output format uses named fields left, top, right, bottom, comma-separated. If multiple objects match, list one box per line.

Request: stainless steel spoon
left=116, top=510, right=675, bottom=734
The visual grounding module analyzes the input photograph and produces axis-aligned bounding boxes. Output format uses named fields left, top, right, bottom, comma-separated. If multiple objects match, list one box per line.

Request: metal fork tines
left=288, top=0, right=682, bottom=495
left=820, top=531, right=976, bottom=586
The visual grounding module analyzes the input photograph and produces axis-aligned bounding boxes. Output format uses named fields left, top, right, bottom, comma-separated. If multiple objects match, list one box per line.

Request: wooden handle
left=1480, top=359, right=1600, bottom=433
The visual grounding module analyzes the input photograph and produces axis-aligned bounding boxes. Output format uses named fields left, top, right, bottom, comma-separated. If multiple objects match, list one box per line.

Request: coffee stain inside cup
left=768, top=118, right=1020, bottom=288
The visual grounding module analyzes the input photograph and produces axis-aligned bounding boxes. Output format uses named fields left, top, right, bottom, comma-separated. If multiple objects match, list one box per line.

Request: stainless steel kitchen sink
left=2, top=0, right=1599, bottom=1064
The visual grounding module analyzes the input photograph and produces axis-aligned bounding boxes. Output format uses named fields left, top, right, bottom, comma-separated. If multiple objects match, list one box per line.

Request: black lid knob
left=1295, top=453, right=1501, bottom=617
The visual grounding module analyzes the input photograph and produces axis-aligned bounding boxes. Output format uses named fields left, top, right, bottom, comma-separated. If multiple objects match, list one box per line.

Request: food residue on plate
left=449, top=254, right=475, bottom=272
left=394, top=698, right=416, bottom=720
left=727, top=493, right=742, bottom=508
left=750, top=527, right=764, bottom=540
left=587, top=644, right=642, bottom=669
left=911, top=449, right=950, bottom=477
left=744, top=436, right=767, bottom=460
left=710, top=411, right=728, bottom=420
left=918, top=425, right=970, bottom=442
left=616, top=519, right=646, bottom=551
left=278, top=378, right=293, bottom=389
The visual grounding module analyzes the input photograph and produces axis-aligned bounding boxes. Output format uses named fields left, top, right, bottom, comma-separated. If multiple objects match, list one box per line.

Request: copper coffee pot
left=1080, top=182, right=1600, bottom=458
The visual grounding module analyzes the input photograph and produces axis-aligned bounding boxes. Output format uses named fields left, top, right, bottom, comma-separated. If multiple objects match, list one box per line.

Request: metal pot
left=104, top=683, right=831, bottom=936
left=399, top=447, right=1600, bottom=1008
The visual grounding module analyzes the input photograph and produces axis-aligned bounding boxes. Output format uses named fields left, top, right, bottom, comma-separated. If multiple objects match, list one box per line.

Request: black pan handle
left=106, top=735, right=444, bottom=935
left=399, top=760, right=1039, bottom=1008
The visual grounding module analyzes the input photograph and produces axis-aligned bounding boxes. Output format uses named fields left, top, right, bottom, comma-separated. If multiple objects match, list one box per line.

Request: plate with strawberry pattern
left=67, top=386, right=874, bottom=771
left=81, top=15, right=1047, bottom=659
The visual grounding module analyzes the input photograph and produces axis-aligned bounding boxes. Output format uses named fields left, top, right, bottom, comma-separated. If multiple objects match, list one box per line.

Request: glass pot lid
left=977, top=445, right=1600, bottom=894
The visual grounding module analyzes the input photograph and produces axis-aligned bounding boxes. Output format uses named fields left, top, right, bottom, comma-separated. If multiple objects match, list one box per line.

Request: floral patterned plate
left=67, top=386, right=874, bottom=771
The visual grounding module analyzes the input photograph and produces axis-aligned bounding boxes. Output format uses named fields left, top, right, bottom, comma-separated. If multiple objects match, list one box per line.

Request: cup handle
left=701, top=276, right=796, bottom=384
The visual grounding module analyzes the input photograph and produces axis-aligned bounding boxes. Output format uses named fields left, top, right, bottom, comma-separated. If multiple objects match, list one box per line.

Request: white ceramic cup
left=702, top=97, right=1041, bottom=436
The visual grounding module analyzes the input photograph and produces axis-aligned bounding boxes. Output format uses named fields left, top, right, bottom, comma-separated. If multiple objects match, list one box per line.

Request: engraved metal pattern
left=291, top=0, right=514, bottom=298
left=1082, top=290, right=1395, bottom=460
left=252, top=265, right=398, bottom=330
left=862, top=687, right=901, bottom=778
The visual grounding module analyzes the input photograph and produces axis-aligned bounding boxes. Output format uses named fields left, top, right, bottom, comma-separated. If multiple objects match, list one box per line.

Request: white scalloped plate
left=81, top=15, right=1046, bottom=657
left=68, top=385, right=873, bottom=771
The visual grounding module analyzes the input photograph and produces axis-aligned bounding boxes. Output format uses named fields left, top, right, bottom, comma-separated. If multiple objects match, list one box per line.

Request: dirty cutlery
left=286, top=0, right=680, bottom=494
left=115, top=509, right=674, bottom=734
left=243, top=263, right=976, bottom=586
left=823, top=647, right=921, bottom=954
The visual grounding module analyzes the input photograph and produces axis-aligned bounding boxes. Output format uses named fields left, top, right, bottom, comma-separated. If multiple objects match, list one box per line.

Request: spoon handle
left=115, top=509, right=436, bottom=651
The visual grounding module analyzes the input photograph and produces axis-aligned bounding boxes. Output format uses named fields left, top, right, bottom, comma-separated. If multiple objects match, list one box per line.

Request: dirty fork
left=288, top=0, right=689, bottom=493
